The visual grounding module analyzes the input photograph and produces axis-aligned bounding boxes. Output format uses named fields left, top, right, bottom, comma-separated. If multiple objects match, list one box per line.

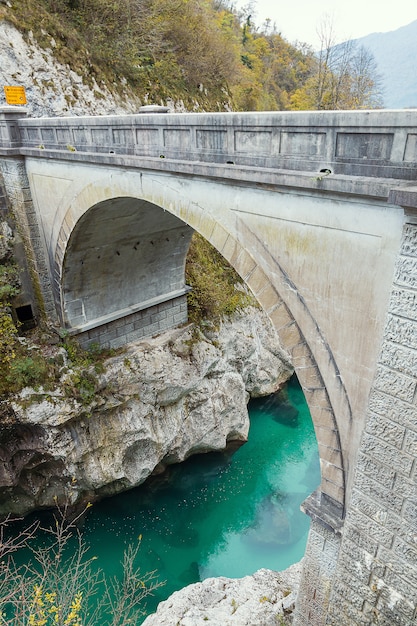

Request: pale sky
left=234, top=0, right=417, bottom=48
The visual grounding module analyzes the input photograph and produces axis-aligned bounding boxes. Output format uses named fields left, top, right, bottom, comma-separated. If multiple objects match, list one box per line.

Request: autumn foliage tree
left=0, top=503, right=163, bottom=625
left=290, top=18, right=383, bottom=110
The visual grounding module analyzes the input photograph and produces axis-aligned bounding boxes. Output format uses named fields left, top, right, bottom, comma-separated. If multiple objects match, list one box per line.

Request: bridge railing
left=1, top=107, right=417, bottom=181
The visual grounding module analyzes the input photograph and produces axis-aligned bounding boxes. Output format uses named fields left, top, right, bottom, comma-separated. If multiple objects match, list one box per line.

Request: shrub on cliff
left=185, top=232, right=256, bottom=326
left=0, top=233, right=49, bottom=400
left=0, top=217, right=111, bottom=406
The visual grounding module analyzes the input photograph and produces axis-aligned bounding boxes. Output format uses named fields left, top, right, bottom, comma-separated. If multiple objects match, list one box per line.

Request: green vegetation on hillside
left=1, top=0, right=381, bottom=110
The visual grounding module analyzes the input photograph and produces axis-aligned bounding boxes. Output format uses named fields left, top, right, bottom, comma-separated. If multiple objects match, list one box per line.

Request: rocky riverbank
left=0, top=308, right=292, bottom=519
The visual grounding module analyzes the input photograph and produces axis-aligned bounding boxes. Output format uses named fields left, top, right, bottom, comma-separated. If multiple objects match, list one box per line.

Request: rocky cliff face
left=0, top=20, right=138, bottom=117
left=0, top=309, right=292, bottom=518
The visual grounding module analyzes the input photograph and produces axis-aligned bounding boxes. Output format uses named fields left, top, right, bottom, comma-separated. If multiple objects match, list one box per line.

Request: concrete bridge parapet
left=5, top=108, right=417, bottom=181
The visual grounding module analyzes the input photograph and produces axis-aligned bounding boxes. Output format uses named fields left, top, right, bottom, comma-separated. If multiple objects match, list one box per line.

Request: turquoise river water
left=82, top=375, right=320, bottom=620
left=7, top=375, right=320, bottom=623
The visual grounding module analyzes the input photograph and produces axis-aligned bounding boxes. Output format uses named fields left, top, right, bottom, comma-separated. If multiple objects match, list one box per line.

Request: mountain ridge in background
left=352, top=19, right=417, bottom=108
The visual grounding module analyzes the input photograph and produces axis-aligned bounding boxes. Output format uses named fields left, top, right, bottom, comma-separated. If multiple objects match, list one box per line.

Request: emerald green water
left=81, top=375, right=320, bottom=620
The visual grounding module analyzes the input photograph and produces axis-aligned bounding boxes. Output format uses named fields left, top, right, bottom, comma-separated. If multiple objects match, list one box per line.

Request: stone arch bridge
left=1, top=107, right=416, bottom=625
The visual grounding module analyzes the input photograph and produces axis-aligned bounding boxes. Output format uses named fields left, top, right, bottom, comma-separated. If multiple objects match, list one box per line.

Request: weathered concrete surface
left=58, top=196, right=194, bottom=346
left=0, top=307, right=292, bottom=518
left=319, top=218, right=417, bottom=626
left=293, top=215, right=417, bottom=626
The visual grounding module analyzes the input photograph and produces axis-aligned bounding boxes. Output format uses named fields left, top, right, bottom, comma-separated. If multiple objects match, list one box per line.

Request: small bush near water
left=0, top=502, right=164, bottom=626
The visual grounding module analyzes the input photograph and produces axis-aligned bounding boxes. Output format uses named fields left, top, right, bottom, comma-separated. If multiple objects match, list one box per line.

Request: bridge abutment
left=73, top=290, right=189, bottom=350
left=295, top=213, right=417, bottom=626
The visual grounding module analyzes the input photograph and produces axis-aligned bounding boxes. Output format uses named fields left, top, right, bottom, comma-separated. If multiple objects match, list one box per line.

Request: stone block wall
left=75, top=294, right=189, bottom=350
left=295, top=522, right=341, bottom=626
left=322, top=219, right=417, bottom=625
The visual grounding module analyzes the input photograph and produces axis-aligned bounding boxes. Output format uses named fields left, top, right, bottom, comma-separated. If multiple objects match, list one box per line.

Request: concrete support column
left=295, top=196, right=417, bottom=626
left=0, top=107, right=56, bottom=323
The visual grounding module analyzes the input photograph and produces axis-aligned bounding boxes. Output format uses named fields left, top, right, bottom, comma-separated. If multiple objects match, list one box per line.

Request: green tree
left=185, top=233, right=255, bottom=325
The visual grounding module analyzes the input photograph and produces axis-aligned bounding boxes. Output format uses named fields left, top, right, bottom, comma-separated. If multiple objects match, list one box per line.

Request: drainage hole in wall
left=15, top=304, right=36, bottom=329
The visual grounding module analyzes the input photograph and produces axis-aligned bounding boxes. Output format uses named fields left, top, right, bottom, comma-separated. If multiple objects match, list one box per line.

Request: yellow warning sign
left=4, top=86, right=27, bottom=105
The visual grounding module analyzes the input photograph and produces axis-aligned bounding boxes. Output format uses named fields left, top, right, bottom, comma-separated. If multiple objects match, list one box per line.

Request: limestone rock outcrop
left=0, top=307, right=292, bottom=518
left=141, top=563, right=302, bottom=626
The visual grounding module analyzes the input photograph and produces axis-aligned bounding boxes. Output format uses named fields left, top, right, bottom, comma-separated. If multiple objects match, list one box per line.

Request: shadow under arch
left=55, top=179, right=347, bottom=527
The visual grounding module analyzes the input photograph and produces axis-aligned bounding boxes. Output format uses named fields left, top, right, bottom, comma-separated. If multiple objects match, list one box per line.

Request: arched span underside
left=55, top=176, right=349, bottom=520
left=60, top=198, right=193, bottom=329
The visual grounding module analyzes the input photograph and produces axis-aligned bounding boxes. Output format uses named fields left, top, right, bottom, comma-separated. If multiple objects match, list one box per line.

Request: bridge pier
left=0, top=107, right=56, bottom=325
left=324, top=211, right=417, bottom=626
left=295, top=521, right=341, bottom=625
left=295, top=210, right=417, bottom=626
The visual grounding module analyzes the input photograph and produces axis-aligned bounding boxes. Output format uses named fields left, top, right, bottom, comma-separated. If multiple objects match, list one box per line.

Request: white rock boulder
left=142, top=562, right=302, bottom=626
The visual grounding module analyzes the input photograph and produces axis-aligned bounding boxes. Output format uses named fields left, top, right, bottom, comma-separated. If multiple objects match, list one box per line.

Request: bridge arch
left=55, top=173, right=347, bottom=523
left=60, top=197, right=194, bottom=330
